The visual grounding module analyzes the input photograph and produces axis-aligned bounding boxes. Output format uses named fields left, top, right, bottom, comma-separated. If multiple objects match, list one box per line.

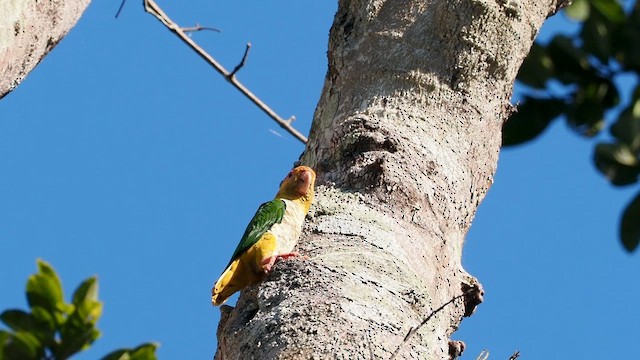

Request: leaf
left=72, top=276, right=99, bottom=307
left=29, top=307, right=55, bottom=332
left=616, top=1, right=640, bottom=70
left=56, top=301, right=102, bottom=360
left=567, top=99, right=605, bottom=137
left=593, top=143, right=640, bottom=185
left=518, top=43, right=555, bottom=88
left=610, top=99, right=640, bottom=151
left=567, top=78, right=619, bottom=137
left=620, top=191, right=640, bottom=252
left=100, top=349, right=130, bottom=360
left=502, top=97, right=566, bottom=146
left=129, top=343, right=159, bottom=360
left=27, top=306, right=57, bottom=347
left=101, top=343, right=159, bottom=360
left=591, top=0, right=625, bottom=23
left=565, top=0, right=590, bottom=21
left=0, top=310, right=34, bottom=333
left=0, top=330, right=11, bottom=360
left=582, top=7, right=617, bottom=62
left=71, top=276, right=103, bottom=326
left=1, top=331, right=43, bottom=360
left=0, top=310, right=55, bottom=349
left=26, top=260, right=65, bottom=316
left=56, top=323, right=101, bottom=360
left=547, top=36, right=590, bottom=82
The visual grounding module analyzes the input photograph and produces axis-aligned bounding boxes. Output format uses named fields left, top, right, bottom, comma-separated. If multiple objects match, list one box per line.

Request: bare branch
left=229, top=43, right=251, bottom=78
left=389, top=294, right=465, bottom=360
left=181, top=23, right=221, bottom=33
left=115, top=0, right=127, bottom=18
left=509, top=351, right=521, bottom=360
left=142, top=0, right=308, bottom=144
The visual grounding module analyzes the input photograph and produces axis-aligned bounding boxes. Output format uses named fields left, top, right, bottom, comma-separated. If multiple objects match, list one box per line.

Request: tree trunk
left=216, top=0, right=569, bottom=358
left=0, top=0, right=90, bottom=99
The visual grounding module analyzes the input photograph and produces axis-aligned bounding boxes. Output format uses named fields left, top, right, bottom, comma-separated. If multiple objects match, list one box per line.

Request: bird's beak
left=297, top=169, right=313, bottom=195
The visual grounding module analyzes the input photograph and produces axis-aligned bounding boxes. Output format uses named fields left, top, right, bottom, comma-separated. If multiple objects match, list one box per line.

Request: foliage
left=0, top=260, right=158, bottom=360
left=507, top=0, right=640, bottom=251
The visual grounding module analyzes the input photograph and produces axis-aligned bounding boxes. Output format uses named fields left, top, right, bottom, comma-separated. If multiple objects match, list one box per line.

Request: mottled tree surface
left=216, top=1, right=569, bottom=359
left=0, top=0, right=90, bottom=99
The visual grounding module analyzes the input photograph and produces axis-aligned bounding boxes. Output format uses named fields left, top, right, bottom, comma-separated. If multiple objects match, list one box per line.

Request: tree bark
left=0, top=0, right=90, bottom=99
left=216, top=0, right=569, bottom=358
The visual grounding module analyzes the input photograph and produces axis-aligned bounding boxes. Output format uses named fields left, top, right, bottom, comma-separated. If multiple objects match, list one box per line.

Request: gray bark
left=216, top=0, right=570, bottom=359
left=0, top=0, right=90, bottom=99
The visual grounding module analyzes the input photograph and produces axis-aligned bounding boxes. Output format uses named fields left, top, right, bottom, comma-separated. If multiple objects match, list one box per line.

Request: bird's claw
left=261, top=252, right=306, bottom=273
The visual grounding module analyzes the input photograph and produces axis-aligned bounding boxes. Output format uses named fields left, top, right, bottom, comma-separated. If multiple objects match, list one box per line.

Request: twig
left=229, top=43, right=251, bottom=78
left=509, top=351, right=520, bottom=360
left=477, top=350, right=490, bottom=360
left=115, top=0, right=127, bottom=18
left=142, top=0, right=308, bottom=144
left=389, top=294, right=465, bottom=359
left=182, top=23, right=221, bottom=33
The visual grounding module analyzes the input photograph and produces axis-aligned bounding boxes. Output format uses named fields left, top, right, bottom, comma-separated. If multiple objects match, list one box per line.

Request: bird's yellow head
left=276, top=166, right=316, bottom=202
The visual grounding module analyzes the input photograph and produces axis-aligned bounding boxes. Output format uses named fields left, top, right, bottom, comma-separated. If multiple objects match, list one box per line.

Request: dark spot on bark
left=461, top=282, right=484, bottom=317
left=336, top=10, right=355, bottom=40
left=45, top=37, right=61, bottom=54
left=14, top=21, right=20, bottom=36
left=450, top=67, right=464, bottom=89
left=448, top=340, right=466, bottom=359
left=341, top=133, right=398, bottom=159
left=245, top=306, right=259, bottom=322
left=425, top=160, right=437, bottom=175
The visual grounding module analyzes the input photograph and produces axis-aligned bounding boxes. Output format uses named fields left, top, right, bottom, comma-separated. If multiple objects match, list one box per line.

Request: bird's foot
left=261, top=252, right=307, bottom=273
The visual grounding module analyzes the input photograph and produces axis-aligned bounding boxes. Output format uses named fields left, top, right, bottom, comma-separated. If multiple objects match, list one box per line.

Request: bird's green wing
left=227, top=199, right=286, bottom=266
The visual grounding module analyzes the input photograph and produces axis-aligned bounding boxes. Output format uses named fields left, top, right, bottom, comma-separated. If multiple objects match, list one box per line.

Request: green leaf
left=129, top=343, right=159, bottom=360
left=0, top=330, right=11, bottom=360
left=100, top=349, right=131, bottom=360
left=1, top=309, right=57, bottom=351
left=616, top=1, right=640, bottom=69
left=29, top=307, right=55, bottom=332
left=547, top=36, right=590, bottom=82
left=56, top=302, right=102, bottom=360
left=72, top=276, right=99, bottom=307
left=518, top=44, right=555, bottom=88
left=567, top=78, right=619, bottom=137
left=565, top=0, right=590, bottom=21
left=101, top=343, right=159, bottom=360
left=591, top=0, right=625, bottom=23
left=71, top=276, right=103, bottom=326
left=503, top=97, right=566, bottom=146
left=621, top=191, right=640, bottom=252
left=56, top=323, right=100, bottom=360
left=27, top=306, right=57, bottom=347
left=26, top=260, right=65, bottom=316
left=594, top=143, right=640, bottom=185
left=1, top=331, right=43, bottom=360
left=567, top=99, right=605, bottom=137
left=610, top=100, right=640, bottom=151
left=0, top=310, right=34, bottom=333
left=582, top=13, right=613, bottom=62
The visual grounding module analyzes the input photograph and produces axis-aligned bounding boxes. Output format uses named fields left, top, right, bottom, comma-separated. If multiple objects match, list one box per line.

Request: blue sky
left=1, top=2, right=638, bottom=359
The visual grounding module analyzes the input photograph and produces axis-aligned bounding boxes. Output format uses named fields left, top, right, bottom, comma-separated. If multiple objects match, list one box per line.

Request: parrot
left=211, top=165, right=316, bottom=306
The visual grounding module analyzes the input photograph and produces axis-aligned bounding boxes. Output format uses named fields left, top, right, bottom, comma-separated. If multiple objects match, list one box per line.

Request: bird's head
left=276, top=166, right=316, bottom=201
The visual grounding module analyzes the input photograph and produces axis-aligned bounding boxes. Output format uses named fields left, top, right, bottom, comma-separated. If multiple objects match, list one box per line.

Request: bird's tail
left=212, top=259, right=253, bottom=306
